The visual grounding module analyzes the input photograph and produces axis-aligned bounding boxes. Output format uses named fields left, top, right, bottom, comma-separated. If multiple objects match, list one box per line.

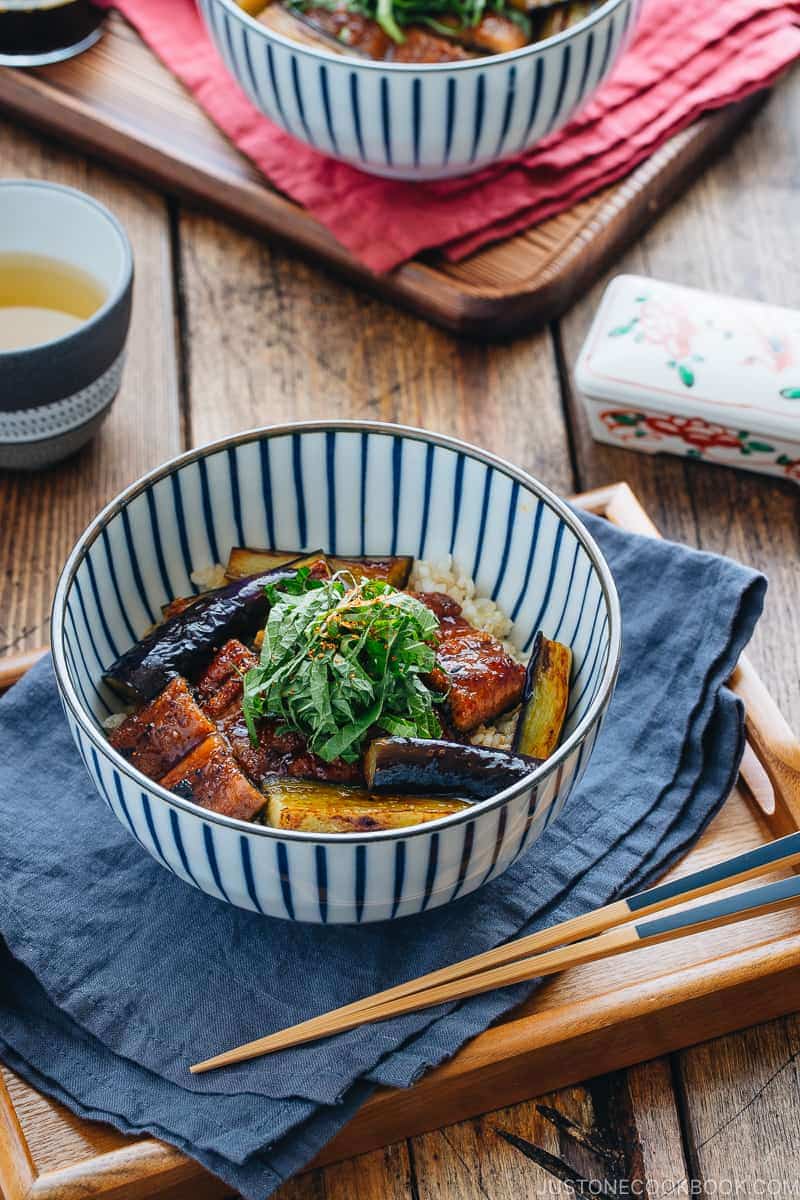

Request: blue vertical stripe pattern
left=291, top=433, right=307, bottom=547
left=469, top=73, right=486, bottom=164
left=201, top=0, right=631, bottom=177
left=495, top=65, right=517, bottom=158
left=325, top=430, right=337, bottom=554
left=449, top=453, right=465, bottom=554
left=276, top=842, right=295, bottom=920
left=355, top=845, right=367, bottom=923
left=418, top=442, right=435, bottom=560
left=491, top=480, right=520, bottom=601
left=545, top=44, right=572, bottom=134
left=197, top=458, right=221, bottom=566
left=319, top=65, right=339, bottom=155
left=380, top=76, right=392, bottom=167
left=349, top=72, right=366, bottom=162
left=315, top=845, right=328, bottom=923
left=390, top=438, right=402, bottom=557
left=121, top=508, right=156, bottom=626
left=170, top=811, right=200, bottom=887
left=240, top=836, right=264, bottom=913
left=265, top=42, right=288, bottom=129
left=391, top=841, right=406, bottom=920
left=259, top=439, right=276, bottom=549
left=471, top=469, right=493, bottom=582
left=170, top=473, right=197, bottom=593
left=227, top=446, right=246, bottom=548
left=520, top=55, right=545, bottom=152
left=100, top=528, right=136, bottom=646
left=443, top=77, right=457, bottom=168
left=203, top=824, right=231, bottom=903
left=290, top=56, right=314, bottom=146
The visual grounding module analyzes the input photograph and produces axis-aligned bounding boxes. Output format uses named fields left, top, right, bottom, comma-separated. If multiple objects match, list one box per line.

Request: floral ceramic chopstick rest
left=575, top=275, right=800, bottom=485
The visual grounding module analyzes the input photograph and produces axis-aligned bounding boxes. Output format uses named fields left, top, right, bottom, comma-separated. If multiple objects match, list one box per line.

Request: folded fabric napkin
left=0, top=512, right=765, bottom=1200
left=95, top=0, right=800, bottom=270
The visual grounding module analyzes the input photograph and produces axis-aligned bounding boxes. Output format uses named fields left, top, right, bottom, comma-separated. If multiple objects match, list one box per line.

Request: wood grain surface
left=0, top=11, right=766, bottom=336
left=1, top=40, right=800, bottom=1200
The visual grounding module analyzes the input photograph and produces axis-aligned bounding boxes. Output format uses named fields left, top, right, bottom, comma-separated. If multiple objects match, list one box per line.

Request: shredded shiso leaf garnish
left=242, top=568, right=444, bottom=763
left=290, top=0, right=531, bottom=44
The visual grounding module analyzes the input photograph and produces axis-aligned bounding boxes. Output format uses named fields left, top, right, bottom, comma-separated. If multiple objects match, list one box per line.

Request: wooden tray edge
left=0, top=29, right=767, bottom=337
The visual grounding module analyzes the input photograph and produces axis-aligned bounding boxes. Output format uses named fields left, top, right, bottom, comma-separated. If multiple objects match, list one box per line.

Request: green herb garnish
left=242, top=572, right=443, bottom=763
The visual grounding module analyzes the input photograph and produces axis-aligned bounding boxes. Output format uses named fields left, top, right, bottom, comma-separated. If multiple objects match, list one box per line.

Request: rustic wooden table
left=2, top=61, right=800, bottom=1200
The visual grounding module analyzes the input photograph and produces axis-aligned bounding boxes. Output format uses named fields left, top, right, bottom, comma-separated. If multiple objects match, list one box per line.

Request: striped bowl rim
left=51, top=420, right=622, bottom=844
left=214, top=0, right=632, bottom=74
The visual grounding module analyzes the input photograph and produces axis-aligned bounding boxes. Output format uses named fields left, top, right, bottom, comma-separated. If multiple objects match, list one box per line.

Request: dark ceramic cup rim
left=0, top=180, right=134, bottom=413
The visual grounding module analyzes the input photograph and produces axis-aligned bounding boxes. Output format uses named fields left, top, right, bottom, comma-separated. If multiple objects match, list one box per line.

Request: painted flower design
left=742, top=331, right=796, bottom=374
left=644, top=415, right=741, bottom=451
left=600, top=411, right=776, bottom=458
left=607, top=296, right=700, bottom=387
left=638, top=301, right=697, bottom=361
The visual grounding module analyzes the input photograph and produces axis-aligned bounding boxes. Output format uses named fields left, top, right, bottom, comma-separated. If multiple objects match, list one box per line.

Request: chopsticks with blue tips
left=190, top=830, right=800, bottom=1074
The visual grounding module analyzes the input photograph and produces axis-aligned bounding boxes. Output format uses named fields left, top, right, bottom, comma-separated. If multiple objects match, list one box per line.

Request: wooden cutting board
left=2, top=480, right=800, bottom=1200
left=0, top=12, right=768, bottom=336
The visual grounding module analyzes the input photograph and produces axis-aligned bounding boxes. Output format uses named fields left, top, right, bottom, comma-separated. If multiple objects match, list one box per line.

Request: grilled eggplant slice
left=264, top=778, right=468, bottom=832
left=224, top=547, right=304, bottom=580
left=161, top=594, right=202, bottom=621
left=512, top=632, right=572, bottom=759
left=225, top=546, right=413, bottom=588
left=364, top=737, right=540, bottom=800
left=104, top=555, right=325, bottom=703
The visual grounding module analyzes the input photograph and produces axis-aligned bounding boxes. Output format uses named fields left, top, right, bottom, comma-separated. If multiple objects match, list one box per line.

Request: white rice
left=102, top=710, right=130, bottom=731
left=191, top=562, right=227, bottom=591
left=411, top=555, right=525, bottom=750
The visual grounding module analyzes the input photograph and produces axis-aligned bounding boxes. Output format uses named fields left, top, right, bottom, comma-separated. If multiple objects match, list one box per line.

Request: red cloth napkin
left=98, top=0, right=800, bottom=271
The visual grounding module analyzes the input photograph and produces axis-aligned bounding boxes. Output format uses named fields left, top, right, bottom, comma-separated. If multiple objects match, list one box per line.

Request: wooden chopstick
left=190, top=830, right=800, bottom=1073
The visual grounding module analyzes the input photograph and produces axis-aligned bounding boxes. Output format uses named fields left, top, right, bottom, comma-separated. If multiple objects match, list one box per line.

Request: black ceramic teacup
left=0, top=180, right=133, bottom=470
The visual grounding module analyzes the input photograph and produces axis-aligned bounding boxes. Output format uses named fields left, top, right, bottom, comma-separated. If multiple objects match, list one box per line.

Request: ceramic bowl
left=0, top=180, right=133, bottom=470
left=199, top=0, right=639, bottom=181
left=51, top=422, right=621, bottom=924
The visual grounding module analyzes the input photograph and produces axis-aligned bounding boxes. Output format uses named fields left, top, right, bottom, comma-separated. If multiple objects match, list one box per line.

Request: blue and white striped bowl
left=199, top=0, right=640, bottom=181
left=51, top=422, right=621, bottom=923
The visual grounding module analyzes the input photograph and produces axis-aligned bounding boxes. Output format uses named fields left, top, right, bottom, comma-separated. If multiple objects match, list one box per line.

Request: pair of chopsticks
left=190, top=828, right=800, bottom=1074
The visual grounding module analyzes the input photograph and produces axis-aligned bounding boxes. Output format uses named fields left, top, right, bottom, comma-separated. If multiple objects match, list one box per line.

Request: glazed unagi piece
left=388, top=26, right=473, bottom=61
left=218, top=708, right=363, bottom=785
left=415, top=591, right=526, bottom=732
left=436, top=12, right=528, bottom=53
left=108, top=676, right=215, bottom=778
left=198, top=640, right=362, bottom=784
left=159, top=733, right=266, bottom=821
left=280, top=5, right=473, bottom=60
left=195, top=638, right=257, bottom=719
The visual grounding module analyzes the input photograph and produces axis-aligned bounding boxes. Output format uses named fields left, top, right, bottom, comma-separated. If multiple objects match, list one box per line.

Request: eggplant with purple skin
left=512, top=632, right=572, bottom=760
left=104, top=553, right=324, bottom=703
left=364, top=737, right=541, bottom=800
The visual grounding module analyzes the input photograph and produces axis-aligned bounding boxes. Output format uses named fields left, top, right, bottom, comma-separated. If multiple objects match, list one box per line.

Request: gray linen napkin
left=0, top=512, right=766, bottom=1198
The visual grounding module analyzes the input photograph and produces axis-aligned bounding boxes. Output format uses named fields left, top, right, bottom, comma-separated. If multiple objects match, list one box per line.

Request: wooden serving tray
left=0, top=13, right=767, bottom=337
left=2, top=481, right=800, bottom=1200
